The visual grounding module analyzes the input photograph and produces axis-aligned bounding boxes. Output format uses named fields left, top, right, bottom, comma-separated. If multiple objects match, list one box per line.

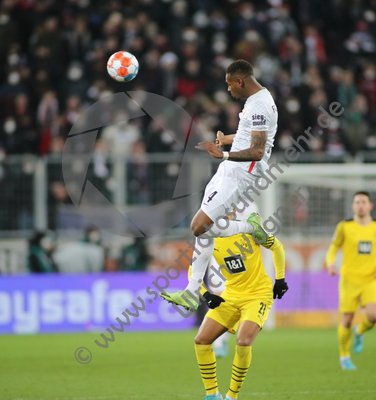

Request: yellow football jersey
left=210, top=233, right=275, bottom=298
left=326, top=219, right=376, bottom=284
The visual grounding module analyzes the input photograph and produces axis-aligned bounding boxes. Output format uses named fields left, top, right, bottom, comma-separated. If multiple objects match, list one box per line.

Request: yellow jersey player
left=209, top=204, right=259, bottom=359
left=161, top=213, right=288, bottom=400
left=326, top=191, right=376, bottom=370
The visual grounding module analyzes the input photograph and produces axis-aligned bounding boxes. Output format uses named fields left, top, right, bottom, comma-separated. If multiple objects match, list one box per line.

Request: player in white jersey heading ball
left=161, top=60, right=287, bottom=317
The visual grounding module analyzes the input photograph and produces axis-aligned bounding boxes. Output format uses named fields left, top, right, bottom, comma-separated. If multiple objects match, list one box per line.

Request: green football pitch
left=1, top=328, right=375, bottom=400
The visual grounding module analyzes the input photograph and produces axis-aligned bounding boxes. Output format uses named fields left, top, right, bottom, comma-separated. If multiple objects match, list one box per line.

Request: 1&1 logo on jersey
left=358, top=241, right=372, bottom=254
left=223, top=254, right=246, bottom=274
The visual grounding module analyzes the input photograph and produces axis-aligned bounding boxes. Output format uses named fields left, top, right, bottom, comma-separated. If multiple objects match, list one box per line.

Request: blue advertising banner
left=0, top=272, right=195, bottom=334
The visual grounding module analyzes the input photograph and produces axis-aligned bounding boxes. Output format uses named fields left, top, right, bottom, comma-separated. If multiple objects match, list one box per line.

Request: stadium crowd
left=0, top=0, right=375, bottom=159
left=0, top=0, right=376, bottom=231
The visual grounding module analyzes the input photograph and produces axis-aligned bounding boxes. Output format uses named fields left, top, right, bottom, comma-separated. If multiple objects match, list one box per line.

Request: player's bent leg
left=342, top=312, right=355, bottom=329
left=191, top=208, right=255, bottom=239
left=195, top=316, right=229, bottom=345
left=226, top=321, right=260, bottom=400
left=236, top=320, right=261, bottom=347
left=364, top=302, right=376, bottom=325
left=190, top=208, right=262, bottom=295
left=354, top=302, right=376, bottom=354
left=338, top=313, right=356, bottom=370
left=195, top=317, right=228, bottom=400
left=161, top=211, right=215, bottom=306
left=191, top=209, right=215, bottom=237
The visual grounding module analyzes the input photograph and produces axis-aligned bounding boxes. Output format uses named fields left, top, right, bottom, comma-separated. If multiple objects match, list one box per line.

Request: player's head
left=352, top=191, right=373, bottom=218
left=225, top=60, right=254, bottom=99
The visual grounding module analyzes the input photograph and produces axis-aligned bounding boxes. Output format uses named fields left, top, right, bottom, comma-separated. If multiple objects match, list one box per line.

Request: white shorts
left=201, top=161, right=259, bottom=222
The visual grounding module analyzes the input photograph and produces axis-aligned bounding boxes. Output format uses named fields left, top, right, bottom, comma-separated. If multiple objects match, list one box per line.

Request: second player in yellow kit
left=161, top=212, right=288, bottom=400
left=326, top=191, right=376, bottom=370
left=192, top=225, right=287, bottom=400
left=330, top=219, right=376, bottom=312
left=205, top=233, right=281, bottom=333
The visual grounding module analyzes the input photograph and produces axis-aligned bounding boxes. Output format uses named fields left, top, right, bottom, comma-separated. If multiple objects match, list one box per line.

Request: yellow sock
left=195, top=344, right=218, bottom=395
left=227, top=345, right=252, bottom=399
left=338, top=325, right=351, bottom=357
left=357, top=316, right=374, bottom=335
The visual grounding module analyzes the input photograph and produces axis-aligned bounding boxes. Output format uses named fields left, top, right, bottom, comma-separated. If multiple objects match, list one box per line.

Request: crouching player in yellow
left=161, top=213, right=288, bottom=400
left=326, top=191, right=376, bottom=370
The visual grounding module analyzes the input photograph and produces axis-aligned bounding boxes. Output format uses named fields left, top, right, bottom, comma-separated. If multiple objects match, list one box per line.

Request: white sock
left=340, top=356, right=350, bottom=362
left=225, top=395, right=236, bottom=400
left=201, top=220, right=253, bottom=238
left=186, top=237, right=214, bottom=294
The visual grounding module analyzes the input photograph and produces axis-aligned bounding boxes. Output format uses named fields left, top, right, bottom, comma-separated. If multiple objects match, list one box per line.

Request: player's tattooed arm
left=228, top=131, right=267, bottom=161
left=195, top=131, right=266, bottom=160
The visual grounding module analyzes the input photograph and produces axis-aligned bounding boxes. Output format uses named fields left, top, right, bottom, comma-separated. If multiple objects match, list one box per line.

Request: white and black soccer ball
left=107, top=51, right=139, bottom=82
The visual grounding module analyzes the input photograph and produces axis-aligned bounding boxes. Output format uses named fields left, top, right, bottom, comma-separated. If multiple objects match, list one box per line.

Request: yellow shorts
left=339, top=276, right=376, bottom=313
left=206, top=295, right=273, bottom=332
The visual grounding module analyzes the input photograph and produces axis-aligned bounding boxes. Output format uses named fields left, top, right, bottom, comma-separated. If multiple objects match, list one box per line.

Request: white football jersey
left=225, top=88, right=278, bottom=175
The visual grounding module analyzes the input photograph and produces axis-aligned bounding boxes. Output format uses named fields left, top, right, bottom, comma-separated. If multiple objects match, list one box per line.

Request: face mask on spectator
left=88, top=230, right=101, bottom=244
left=286, top=99, right=300, bottom=113
left=161, top=130, right=174, bottom=144
left=279, top=134, right=292, bottom=149
left=41, top=237, right=54, bottom=252
left=22, top=160, right=34, bottom=174
left=8, top=71, right=20, bottom=85
left=182, top=29, right=198, bottom=42
left=68, top=66, right=83, bottom=81
left=8, top=53, right=20, bottom=66
left=0, top=14, right=10, bottom=24
left=4, top=118, right=16, bottom=134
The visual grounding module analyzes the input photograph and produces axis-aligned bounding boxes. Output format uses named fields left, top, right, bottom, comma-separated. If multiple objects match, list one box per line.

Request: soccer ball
left=107, top=51, right=139, bottom=82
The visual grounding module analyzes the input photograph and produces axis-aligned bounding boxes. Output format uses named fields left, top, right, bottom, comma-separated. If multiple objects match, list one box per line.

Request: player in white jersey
left=161, top=60, right=286, bottom=326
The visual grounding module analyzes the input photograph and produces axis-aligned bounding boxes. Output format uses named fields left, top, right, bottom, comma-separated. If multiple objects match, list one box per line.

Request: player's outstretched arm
left=227, top=130, right=267, bottom=161
left=262, top=235, right=289, bottom=299
left=325, top=221, right=345, bottom=275
left=196, top=131, right=267, bottom=161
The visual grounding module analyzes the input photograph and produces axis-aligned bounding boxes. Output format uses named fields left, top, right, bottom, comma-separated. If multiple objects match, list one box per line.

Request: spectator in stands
left=338, top=69, right=357, bottom=109
left=304, top=25, right=327, bottom=65
left=48, top=181, right=70, bottom=230
left=101, top=111, right=141, bottom=157
left=120, top=237, right=152, bottom=271
left=151, top=52, right=178, bottom=99
left=343, top=94, right=370, bottom=155
left=28, top=230, right=58, bottom=273
left=177, top=59, right=206, bottom=99
left=53, top=227, right=105, bottom=273
left=0, top=0, right=373, bottom=162
left=64, top=17, right=92, bottom=62
left=359, top=63, right=376, bottom=126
